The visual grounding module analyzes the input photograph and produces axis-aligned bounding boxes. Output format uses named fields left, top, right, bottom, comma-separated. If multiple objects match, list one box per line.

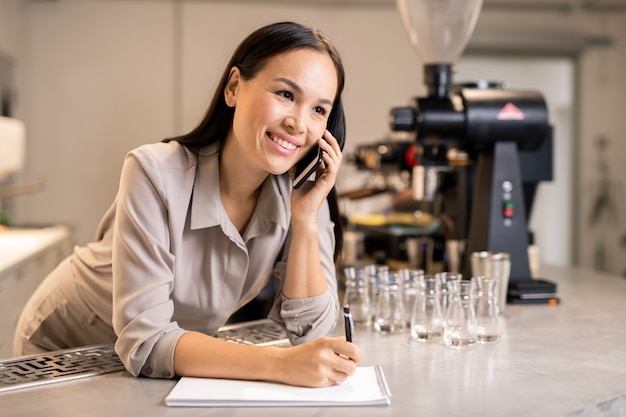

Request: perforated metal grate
left=213, top=319, right=289, bottom=346
left=0, top=319, right=288, bottom=392
left=0, top=344, right=124, bottom=393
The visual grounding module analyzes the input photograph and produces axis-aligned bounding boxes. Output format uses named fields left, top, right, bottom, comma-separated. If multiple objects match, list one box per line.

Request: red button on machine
left=503, top=201, right=514, bottom=218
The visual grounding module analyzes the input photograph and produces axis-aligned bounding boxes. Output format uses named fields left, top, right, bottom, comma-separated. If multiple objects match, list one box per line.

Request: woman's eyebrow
left=273, top=77, right=333, bottom=107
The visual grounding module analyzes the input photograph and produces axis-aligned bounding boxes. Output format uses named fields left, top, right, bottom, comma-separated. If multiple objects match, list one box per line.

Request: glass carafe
left=400, top=268, right=424, bottom=323
left=443, top=280, right=477, bottom=347
left=410, top=275, right=443, bottom=341
left=374, top=271, right=407, bottom=334
left=436, top=271, right=462, bottom=322
left=342, top=266, right=372, bottom=328
left=473, top=276, right=501, bottom=343
left=365, top=264, right=388, bottom=314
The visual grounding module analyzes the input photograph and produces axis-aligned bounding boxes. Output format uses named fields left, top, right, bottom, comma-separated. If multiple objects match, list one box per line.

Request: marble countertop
left=1, top=263, right=625, bottom=416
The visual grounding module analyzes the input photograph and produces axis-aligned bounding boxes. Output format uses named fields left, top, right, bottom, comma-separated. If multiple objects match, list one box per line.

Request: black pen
left=343, top=304, right=354, bottom=343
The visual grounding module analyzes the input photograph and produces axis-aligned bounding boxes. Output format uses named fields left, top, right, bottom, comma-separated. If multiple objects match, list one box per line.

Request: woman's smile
left=267, top=132, right=298, bottom=155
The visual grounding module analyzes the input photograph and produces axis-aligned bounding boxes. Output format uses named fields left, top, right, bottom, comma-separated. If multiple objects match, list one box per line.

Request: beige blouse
left=70, top=140, right=339, bottom=378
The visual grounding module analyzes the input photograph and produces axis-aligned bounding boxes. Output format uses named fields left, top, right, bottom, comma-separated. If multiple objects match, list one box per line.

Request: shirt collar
left=189, top=142, right=290, bottom=233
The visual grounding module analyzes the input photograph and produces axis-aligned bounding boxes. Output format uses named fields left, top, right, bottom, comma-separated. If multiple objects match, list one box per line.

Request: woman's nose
left=284, top=109, right=306, bottom=134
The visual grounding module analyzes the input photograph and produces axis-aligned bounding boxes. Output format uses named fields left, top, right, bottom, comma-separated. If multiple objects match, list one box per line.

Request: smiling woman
left=13, top=21, right=362, bottom=388
left=219, top=47, right=339, bottom=233
left=224, top=49, right=337, bottom=171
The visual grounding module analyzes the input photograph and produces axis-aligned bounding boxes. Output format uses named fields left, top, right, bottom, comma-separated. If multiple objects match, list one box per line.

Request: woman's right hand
left=174, top=332, right=362, bottom=388
left=274, top=336, right=364, bottom=388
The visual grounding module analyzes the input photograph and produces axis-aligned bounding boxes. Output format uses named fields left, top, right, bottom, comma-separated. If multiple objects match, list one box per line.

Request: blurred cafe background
left=1, top=0, right=626, bottom=359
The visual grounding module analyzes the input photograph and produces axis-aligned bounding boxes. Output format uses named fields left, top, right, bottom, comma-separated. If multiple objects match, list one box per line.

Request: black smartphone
left=292, top=132, right=345, bottom=189
left=292, top=145, right=323, bottom=189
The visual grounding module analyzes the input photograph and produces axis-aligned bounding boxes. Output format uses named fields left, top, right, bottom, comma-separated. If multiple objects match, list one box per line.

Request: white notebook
left=165, top=365, right=391, bottom=407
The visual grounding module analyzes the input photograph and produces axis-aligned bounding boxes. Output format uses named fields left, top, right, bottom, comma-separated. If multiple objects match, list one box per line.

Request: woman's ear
left=224, top=67, right=240, bottom=108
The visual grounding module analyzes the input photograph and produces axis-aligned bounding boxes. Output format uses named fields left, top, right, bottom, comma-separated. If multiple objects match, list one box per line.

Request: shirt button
left=284, top=305, right=292, bottom=311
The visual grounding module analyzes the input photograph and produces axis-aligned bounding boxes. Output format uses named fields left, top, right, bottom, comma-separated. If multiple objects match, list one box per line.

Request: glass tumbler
left=470, top=251, right=511, bottom=313
left=490, top=252, right=511, bottom=313
left=471, top=251, right=493, bottom=278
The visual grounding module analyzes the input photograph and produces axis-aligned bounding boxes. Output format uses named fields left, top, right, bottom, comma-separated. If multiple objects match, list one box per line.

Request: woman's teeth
left=270, top=134, right=297, bottom=150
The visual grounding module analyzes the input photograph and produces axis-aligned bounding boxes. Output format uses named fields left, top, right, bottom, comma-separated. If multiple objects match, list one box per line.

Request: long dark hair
left=165, top=21, right=346, bottom=261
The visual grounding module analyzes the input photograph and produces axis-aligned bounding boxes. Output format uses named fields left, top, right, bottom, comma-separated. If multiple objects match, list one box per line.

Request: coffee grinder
left=389, top=0, right=556, bottom=300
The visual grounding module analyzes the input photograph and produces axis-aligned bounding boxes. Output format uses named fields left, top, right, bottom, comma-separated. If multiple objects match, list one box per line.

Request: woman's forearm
left=173, top=331, right=282, bottom=381
left=282, top=219, right=328, bottom=299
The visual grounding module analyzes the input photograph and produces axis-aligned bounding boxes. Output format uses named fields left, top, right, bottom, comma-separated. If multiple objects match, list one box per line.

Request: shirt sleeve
left=268, top=200, right=340, bottom=345
left=111, top=148, right=190, bottom=378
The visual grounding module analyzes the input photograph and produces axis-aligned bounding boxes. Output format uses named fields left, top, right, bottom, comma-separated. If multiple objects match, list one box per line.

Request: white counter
left=0, top=226, right=72, bottom=272
left=1, top=263, right=625, bottom=416
left=0, top=225, right=73, bottom=358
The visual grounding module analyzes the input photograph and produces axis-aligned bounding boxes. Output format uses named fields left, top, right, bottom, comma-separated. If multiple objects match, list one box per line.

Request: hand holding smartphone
left=292, top=145, right=324, bottom=189
left=292, top=131, right=345, bottom=189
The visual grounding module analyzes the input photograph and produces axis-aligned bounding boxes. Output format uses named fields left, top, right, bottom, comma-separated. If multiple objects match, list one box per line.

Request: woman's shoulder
left=128, top=141, right=205, bottom=170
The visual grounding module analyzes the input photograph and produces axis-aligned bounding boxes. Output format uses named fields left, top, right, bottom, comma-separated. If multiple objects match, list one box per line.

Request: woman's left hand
left=290, top=129, right=342, bottom=222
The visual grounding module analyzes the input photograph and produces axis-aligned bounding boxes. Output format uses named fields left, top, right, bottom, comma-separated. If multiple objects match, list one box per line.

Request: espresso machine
left=386, top=0, right=553, bottom=289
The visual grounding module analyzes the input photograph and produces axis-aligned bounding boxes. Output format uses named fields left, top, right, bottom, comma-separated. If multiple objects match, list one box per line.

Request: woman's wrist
left=258, top=346, right=289, bottom=383
left=290, top=217, right=318, bottom=235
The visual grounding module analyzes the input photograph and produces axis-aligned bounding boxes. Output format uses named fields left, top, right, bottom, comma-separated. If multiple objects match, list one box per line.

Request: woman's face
left=225, top=48, right=338, bottom=176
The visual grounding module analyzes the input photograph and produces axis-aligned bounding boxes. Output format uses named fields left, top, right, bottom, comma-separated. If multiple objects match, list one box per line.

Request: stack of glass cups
left=410, top=275, right=444, bottom=342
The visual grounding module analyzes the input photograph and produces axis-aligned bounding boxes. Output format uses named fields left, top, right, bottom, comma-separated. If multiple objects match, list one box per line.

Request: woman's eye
left=278, top=91, right=293, bottom=100
left=314, top=106, right=327, bottom=116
